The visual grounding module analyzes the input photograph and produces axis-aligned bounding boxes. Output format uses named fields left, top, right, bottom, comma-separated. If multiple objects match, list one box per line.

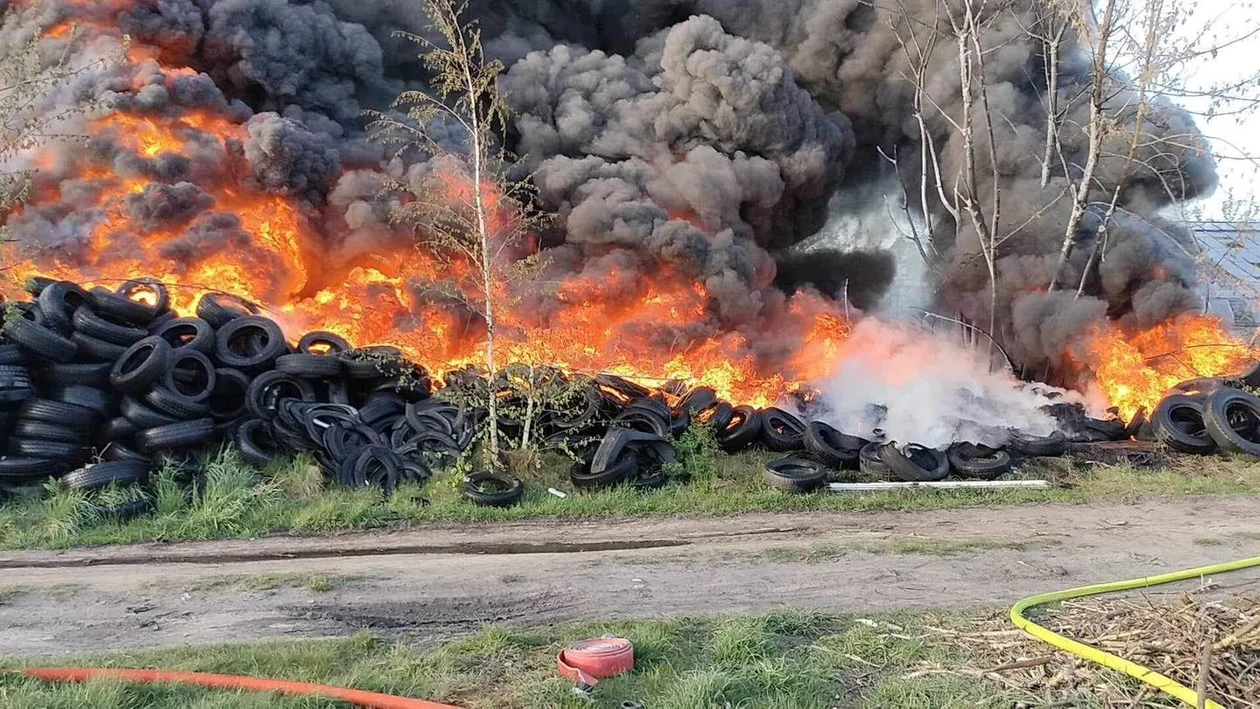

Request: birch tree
left=2, top=24, right=122, bottom=248
left=369, top=0, right=547, bottom=465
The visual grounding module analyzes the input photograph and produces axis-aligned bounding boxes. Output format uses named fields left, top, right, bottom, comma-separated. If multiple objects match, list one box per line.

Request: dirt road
left=1, top=496, right=1257, bottom=656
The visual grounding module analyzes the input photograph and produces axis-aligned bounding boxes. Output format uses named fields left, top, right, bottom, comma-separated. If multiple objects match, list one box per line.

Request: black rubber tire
left=947, top=443, right=1012, bottom=480
left=1202, top=387, right=1260, bottom=456
left=764, top=457, right=827, bottom=493
left=234, top=419, right=280, bottom=468
left=214, top=316, right=286, bottom=373
left=135, top=418, right=216, bottom=454
left=611, top=407, right=671, bottom=437
left=101, top=441, right=153, bottom=463
left=340, top=445, right=403, bottom=493
left=197, top=293, right=261, bottom=329
left=678, top=387, right=718, bottom=414
left=116, top=278, right=169, bottom=315
left=0, top=456, right=70, bottom=479
left=761, top=407, right=806, bottom=452
left=120, top=396, right=179, bottom=429
left=13, top=420, right=88, bottom=443
left=41, top=361, right=112, bottom=388
left=276, top=353, right=343, bottom=378
left=717, top=405, right=762, bottom=452
left=4, top=316, right=77, bottom=362
left=1008, top=430, right=1068, bottom=457
left=803, top=421, right=862, bottom=469
left=668, top=406, right=691, bottom=438
left=0, top=343, right=24, bottom=365
left=23, top=276, right=55, bottom=297
left=19, top=398, right=97, bottom=429
left=98, top=416, right=140, bottom=444
left=90, top=287, right=156, bottom=325
left=340, top=347, right=404, bottom=380
left=209, top=367, right=251, bottom=421
left=63, top=460, right=150, bottom=491
left=142, top=386, right=211, bottom=419
left=1173, top=377, right=1223, bottom=398
left=151, top=317, right=215, bottom=353
left=880, top=444, right=950, bottom=482
left=462, top=471, right=524, bottom=507
left=164, top=349, right=216, bottom=403
left=1151, top=394, right=1217, bottom=455
left=110, top=337, right=172, bottom=394
left=628, top=467, right=667, bottom=490
left=70, top=331, right=126, bottom=362
left=696, top=401, right=735, bottom=432
left=99, top=499, right=154, bottom=521
left=298, top=331, right=351, bottom=355
left=51, top=385, right=113, bottom=418
left=246, top=370, right=316, bottom=422
left=359, top=394, right=405, bottom=426
left=37, top=281, right=89, bottom=334
left=570, top=448, right=638, bottom=489
left=8, top=437, right=89, bottom=462
left=72, top=306, right=149, bottom=345
left=858, top=441, right=891, bottom=478
left=0, top=365, right=34, bottom=405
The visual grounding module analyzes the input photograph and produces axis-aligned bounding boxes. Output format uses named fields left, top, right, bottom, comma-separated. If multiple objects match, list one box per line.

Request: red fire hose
left=16, top=667, right=462, bottom=709
left=556, top=637, right=635, bottom=692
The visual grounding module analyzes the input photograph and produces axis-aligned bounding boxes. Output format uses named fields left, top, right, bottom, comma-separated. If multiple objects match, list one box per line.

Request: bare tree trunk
left=954, top=6, right=997, bottom=344
left=1040, top=24, right=1067, bottom=187
left=464, top=65, right=500, bottom=466
left=1048, top=0, right=1116, bottom=292
left=521, top=362, right=537, bottom=449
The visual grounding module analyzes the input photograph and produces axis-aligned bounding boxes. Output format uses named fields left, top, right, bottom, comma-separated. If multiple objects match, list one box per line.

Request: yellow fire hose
left=1010, top=556, right=1260, bottom=708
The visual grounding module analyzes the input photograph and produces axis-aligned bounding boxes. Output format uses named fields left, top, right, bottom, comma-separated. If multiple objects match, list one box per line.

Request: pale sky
left=1161, top=0, right=1260, bottom=220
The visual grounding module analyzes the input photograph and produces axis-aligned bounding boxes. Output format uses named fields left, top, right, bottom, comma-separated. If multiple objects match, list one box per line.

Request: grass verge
left=0, top=433, right=1257, bottom=550
left=0, top=609, right=1118, bottom=709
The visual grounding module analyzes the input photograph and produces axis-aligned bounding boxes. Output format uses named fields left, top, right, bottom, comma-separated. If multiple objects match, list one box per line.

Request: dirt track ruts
left=1, top=495, right=1257, bottom=656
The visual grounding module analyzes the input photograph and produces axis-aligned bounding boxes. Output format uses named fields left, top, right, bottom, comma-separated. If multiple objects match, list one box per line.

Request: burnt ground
left=0, top=495, right=1256, bottom=656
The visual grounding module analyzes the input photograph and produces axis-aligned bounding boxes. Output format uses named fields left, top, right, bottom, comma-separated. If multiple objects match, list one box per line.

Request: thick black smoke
left=0, top=0, right=1219, bottom=381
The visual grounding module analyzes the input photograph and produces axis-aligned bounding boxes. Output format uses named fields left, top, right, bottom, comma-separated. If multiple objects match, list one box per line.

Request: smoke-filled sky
left=0, top=0, right=1243, bottom=395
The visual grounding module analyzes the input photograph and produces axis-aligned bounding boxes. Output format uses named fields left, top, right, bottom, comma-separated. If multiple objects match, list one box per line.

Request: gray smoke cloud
left=501, top=15, right=854, bottom=328
left=0, top=0, right=1221, bottom=397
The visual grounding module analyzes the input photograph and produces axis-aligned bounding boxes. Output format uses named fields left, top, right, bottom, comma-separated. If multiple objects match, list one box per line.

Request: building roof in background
left=1189, top=221, right=1260, bottom=328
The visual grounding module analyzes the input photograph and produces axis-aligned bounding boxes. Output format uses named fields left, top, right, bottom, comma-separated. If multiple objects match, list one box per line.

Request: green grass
left=0, top=433, right=1257, bottom=550
left=183, top=573, right=362, bottom=594
left=0, top=610, right=1053, bottom=708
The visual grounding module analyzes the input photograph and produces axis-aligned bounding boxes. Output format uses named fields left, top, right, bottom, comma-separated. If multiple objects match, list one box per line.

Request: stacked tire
left=0, top=277, right=455, bottom=506
left=1152, top=384, right=1260, bottom=458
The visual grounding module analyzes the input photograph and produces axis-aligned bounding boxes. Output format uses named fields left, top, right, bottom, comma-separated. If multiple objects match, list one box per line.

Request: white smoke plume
left=811, top=319, right=1065, bottom=449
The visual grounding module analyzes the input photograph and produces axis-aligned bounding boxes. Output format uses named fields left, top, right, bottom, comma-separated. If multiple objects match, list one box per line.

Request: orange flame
left=1079, top=314, right=1259, bottom=421
left=10, top=2, right=1255, bottom=416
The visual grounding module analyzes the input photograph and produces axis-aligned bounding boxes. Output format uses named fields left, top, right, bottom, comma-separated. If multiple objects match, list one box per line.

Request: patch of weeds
left=761, top=543, right=846, bottom=563
left=37, top=482, right=99, bottom=546
left=269, top=454, right=325, bottom=500
left=673, top=424, right=721, bottom=484
left=188, top=572, right=361, bottom=594
left=174, top=450, right=282, bottom=539
left=863, top=537, right=1057, bottom=556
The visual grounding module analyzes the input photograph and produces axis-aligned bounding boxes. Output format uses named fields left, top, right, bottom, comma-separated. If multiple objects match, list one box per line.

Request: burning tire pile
left=1, top=275, right=1249, bottom=515
left=0, top=277, right=463, bottom=509
left=1149, top=373, right=1260, bottom=459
